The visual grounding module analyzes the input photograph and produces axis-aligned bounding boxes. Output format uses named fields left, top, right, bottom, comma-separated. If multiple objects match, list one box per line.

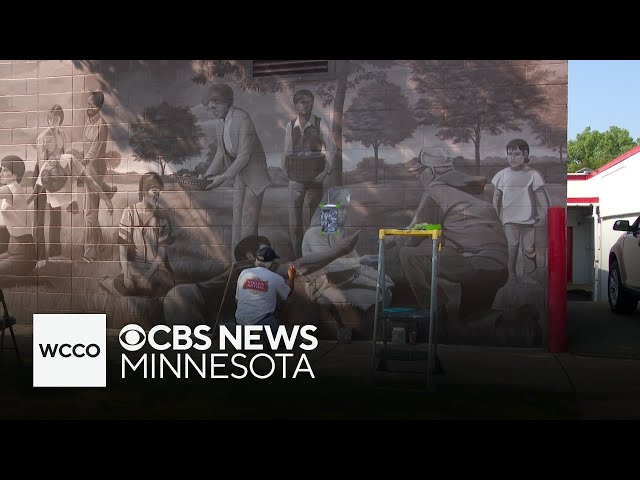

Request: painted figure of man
left=81, top=90, right=117, bottom=262
left=202, top=83, right=271, bottom=254
left=33, top=105, right=66, bottom=270
left=283, top=89, right=335, bottom=257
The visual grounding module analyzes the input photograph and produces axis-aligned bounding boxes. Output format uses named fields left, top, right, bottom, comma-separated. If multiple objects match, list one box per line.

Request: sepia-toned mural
left=0, top=60, right=567, bottom=347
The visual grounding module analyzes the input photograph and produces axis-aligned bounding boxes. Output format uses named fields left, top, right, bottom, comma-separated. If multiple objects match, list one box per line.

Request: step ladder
left=370, top=227, right=442, bottom=391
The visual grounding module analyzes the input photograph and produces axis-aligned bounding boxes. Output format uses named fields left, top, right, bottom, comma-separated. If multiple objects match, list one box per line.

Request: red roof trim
left=574, top=144, right=640, bottom=180
left=567, top=197, right=599, bottom=204
left=567, top=175, right=589, bottom=181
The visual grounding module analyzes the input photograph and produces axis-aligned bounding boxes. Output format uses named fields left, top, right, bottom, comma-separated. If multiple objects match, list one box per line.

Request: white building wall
left=597, top=163, right=640, bottom=218
left=567, top=174, right=596, bottom=199
left=568, top=149, right=640, bottom=301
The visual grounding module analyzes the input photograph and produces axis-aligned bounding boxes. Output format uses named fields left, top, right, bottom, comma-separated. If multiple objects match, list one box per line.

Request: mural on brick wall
left=0, top=60, right=567, bottom=347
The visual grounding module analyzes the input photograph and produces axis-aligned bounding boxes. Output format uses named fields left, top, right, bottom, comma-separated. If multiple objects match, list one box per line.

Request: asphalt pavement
left=2, top=300, right=640, bottom=419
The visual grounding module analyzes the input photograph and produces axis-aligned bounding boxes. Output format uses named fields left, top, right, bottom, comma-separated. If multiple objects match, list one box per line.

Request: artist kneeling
left=235, top=246, right=296, bottom=348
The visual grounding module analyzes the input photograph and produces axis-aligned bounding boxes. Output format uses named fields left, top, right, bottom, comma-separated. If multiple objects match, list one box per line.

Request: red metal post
left=548, top=207, right=567, bottom=353
left=566, top=226, right=573, bottom=283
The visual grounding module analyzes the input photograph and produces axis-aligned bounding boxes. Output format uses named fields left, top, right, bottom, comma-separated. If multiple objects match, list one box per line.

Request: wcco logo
left=33, top=314, right=106, bottom=388
left=39, top=343, right=101, bottom=358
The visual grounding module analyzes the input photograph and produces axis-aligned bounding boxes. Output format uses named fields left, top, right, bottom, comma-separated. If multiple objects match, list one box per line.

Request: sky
left=569, top=60, right=640, bottom=141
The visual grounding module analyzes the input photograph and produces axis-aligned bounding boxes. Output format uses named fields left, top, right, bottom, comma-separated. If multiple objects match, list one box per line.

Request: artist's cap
left=256, top=246, right=280, bottom=262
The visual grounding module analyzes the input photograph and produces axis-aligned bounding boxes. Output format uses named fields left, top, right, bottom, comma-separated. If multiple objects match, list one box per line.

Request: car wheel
left=608, top=260, right=638, bottom=314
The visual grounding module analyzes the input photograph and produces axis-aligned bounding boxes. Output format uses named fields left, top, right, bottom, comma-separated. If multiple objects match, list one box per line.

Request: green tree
left=343, top=79, right=417, bottom=183
left=567, top=126, right=640, bottom=172
left=129, top=102, right=203, bottom=178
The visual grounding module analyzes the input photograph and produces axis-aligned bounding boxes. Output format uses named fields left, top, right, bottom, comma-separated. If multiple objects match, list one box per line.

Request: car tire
left=608, top=260, right=638, bottom=314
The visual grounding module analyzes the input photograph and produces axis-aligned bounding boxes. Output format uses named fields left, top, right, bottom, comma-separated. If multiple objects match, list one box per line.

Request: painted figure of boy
left=491, top=139, right=549, bottom=284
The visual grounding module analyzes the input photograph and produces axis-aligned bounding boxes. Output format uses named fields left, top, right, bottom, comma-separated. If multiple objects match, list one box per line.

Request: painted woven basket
left=285, top=153, right=325, bottom=183
left=176, top=175, right=210, bottom=191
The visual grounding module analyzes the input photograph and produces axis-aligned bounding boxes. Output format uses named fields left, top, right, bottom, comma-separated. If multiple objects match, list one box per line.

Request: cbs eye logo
left=119, top=324, right=146, bottom=352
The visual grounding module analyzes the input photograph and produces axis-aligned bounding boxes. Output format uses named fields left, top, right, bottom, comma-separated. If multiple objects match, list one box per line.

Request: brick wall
left=0, top=60, right=568, bottom=347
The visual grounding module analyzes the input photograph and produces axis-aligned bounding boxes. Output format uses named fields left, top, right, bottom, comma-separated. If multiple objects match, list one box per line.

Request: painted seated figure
left=296, top=187, right=395, bottom=339
left=0, top=155, right=36, bottom=287
left=100, top=172, right=174, bottom=298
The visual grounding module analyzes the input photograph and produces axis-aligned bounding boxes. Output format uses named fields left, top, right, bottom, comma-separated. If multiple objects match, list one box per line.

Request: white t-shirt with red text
left=235, top=266, right=291, bottom=325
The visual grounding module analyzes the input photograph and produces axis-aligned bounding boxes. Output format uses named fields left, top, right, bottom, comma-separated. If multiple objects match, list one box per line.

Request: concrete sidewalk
left=304, top=339, right=640, bottom=418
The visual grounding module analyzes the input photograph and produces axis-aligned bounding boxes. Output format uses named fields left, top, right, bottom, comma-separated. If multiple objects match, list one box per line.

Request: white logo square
left=33, top=313, right=106, bottom=387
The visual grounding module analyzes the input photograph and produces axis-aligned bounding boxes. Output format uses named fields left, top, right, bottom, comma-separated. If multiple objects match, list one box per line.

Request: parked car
left=608, top=216, right=640, bottom=313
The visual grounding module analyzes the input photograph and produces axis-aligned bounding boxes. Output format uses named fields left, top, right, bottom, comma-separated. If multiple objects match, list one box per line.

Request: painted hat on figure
left=419, top=148, right=453, bottom=169
left=404, top=156, right=427, bottom=174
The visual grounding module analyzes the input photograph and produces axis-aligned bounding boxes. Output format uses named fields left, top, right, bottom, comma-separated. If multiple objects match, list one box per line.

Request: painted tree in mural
left=192, top=141, right=217, bottom=176
left=191, top=60, right=395, bottom=186
left=567, top=126, right=640, bottom=172
left=531, top=108, right=567, bottom=164
left=105, top=150, right=122, bottom=172
left=407, top=61, right=551, bottom=169
left=129, top=102, right=203, bottom=177
left=343, top=79, right=417, bottom=184
left=316, top=61, right=395, bottom=186
left=527, top=84, right=568, bottom=164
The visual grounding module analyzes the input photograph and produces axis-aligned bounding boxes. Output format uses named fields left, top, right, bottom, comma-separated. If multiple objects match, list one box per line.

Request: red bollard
left=547, top=206, right=567, bottom=353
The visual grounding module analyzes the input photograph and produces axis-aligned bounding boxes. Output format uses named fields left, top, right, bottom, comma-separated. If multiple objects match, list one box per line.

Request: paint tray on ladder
left=381, top=307, right=431, bottom=344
